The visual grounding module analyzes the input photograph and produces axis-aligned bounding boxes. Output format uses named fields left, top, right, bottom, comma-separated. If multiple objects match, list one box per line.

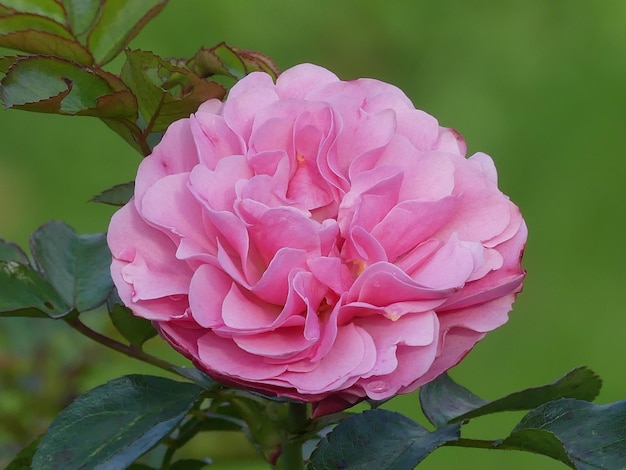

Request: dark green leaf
left=60, top=0, right=100, bottom=38
left=308, top=409, right=461, bottom=470
left=5, top=436, right=40, bottom=470
left=87, top=0, right=169, bottom=65
left=1, top=56, right=136, bottom=117
left=0, top=260, right=70, bottom=317
left=121, top=49, right=225, bottom=133
left=0, top=239, right=30, bottom=264
left=173, top=366, right=222, bottom=390
left=497, top=398, right=626, bottom=469
left=0, top=0, right=65, bottom=23
left=0, top=13, right=93, bottom=63
left=91, top=181, right=135, bottom=206
left=170, top=459, right=210, bottom=470
left=108, top=290, right=157, bottom=348
left=420, top=373, right=488, bottom=427
left=30, top=221, right=113, bottom=312
left=32, top=374, right=205, bottom=470
left=420, top=367, right=602, bottom=426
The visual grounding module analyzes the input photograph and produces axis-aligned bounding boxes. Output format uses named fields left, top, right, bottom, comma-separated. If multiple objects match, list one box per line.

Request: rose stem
left=276, top=402, right=309, bottom=470
left=64, top=316, right=184, bottom=378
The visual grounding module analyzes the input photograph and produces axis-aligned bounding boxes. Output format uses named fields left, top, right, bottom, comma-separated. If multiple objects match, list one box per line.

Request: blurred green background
left=1, top=1, right=626, bottom=468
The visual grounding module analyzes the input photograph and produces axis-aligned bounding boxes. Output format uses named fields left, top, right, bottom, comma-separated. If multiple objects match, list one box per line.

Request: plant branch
left=64, top=316, right=183, bottom=378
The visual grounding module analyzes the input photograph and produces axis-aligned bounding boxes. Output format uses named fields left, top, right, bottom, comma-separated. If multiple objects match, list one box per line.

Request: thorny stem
left=64, top=316, right=183, bottom=378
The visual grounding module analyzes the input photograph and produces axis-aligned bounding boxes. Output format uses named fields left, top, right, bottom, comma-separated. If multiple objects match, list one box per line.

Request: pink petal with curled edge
left=197, top=333, right=288, bottom=380
left=281, top=324, right=376, bottom=393
left=468, top=152, right=498, bottom=184
left=356, top=312, right=437, bottom=381
left=139, top=173, right=215, bottom=258
left=435, top=127, right=466, bottom=155
left=251, top=247, right=309, bottom=305
left=349, top=262, right=451, bottom=306
left=307, top=257, right=353, bottom=296
left=410, top=237, right=484, bottom=290
left=111, top=258, right=188, bottom=321
left=440, top=271, right=525, bottom=312
left=134, top=118, right=198, bottom=210
left=249, top=115, right=294, bottom=156
left=237, top=201, right=321, bottom=264
left=188, top=264, right=232, bottom=328
left=338, top=166, right=402, bottom=234
left=222, top=73, right=279, bottom=142
left=370, top=197, right=457, bottom=262
left=394, top=108, right=441, bottom=150
left=275, top=63, right=339, bottom=99
left=343, top=226, right=387, bottom=266
left=221, top=282, right=281, bottom=331
left=188, top=155, right=252, bottom=212
left=190, top=110, right=245, bottom=170
left=439, top=293, right=516, bottom=333
left=334, top=108, right=397, bottom=175
left=233, top=326, right=314, bottom=359
left=158, top=322, right=204, bottom=359
left=108, top=203, right=192, bottom=301
left=364, top=338, right=439, bottom=399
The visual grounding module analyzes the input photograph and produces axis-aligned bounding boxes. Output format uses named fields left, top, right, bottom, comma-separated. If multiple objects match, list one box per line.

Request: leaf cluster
left=0, top=0, right=279, bottom=156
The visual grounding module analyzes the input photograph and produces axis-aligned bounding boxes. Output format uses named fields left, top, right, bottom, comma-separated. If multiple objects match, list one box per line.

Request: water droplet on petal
left=366, top=380, right=389, bottom=394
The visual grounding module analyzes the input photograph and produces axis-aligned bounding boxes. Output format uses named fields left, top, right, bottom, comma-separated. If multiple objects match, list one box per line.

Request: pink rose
left=108, top=63, right=526, bottom=414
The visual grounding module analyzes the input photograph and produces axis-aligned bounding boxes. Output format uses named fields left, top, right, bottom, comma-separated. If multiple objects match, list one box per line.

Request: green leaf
left=0, top=260, right=70, bottom=317
left=0, top=0, right=65, bottom=23
left=32, top=374, right=205, bottom=470
left=420, top=367, right=602, bottom=427
left=0, top=239, right=30, bottom=264
left=91, top=181, right=135, bottom=206
left=30, top=221, right=113, bottom=312
left=108, top=290, right=157, bottom=348
left=121, top=49, right=225, bottom=134
left=0, top=13, right=93, bottom=63
left=308, top=409, right=461, bottom=470
left=5, top=436, right=40, bottom=470
left=87, top=0, right=169, bottom=65
left=60, top=0, right=100, bottom=37
left=1, top=56, right=136, bottom=117
left=497, top=398, right=626, bottom=469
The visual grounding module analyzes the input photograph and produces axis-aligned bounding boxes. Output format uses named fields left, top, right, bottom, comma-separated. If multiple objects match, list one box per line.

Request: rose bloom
left=108, top=63, right=526, bottom=415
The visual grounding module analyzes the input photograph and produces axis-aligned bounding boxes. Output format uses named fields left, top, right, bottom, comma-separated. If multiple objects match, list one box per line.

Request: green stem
left=444, top=438, right=521, bottom=451
left=276, top=402, right=309, bottom=470
left=64, top=317, right=183, bottom=378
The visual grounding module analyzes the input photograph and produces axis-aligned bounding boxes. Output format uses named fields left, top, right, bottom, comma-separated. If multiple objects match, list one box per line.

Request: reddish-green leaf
left=87, top=0, right=169, bottom=65
left=121, top=49, right=225, bottom=133
left=191, top=42, right=280, bottom=81
left=0, top=13, right=93, bottom=63
left=0, top=0, right=65, bottom=24
left=59, top=0, right=100, bottom=38
left=1, top=56, right=136, bottom=117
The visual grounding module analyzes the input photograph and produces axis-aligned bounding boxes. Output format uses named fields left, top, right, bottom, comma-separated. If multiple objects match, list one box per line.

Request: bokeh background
left=1, top=1, right=626, bottom=468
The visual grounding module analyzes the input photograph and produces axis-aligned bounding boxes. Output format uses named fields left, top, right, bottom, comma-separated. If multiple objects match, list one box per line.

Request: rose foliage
left=108, top=63, right=527, bottom=414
